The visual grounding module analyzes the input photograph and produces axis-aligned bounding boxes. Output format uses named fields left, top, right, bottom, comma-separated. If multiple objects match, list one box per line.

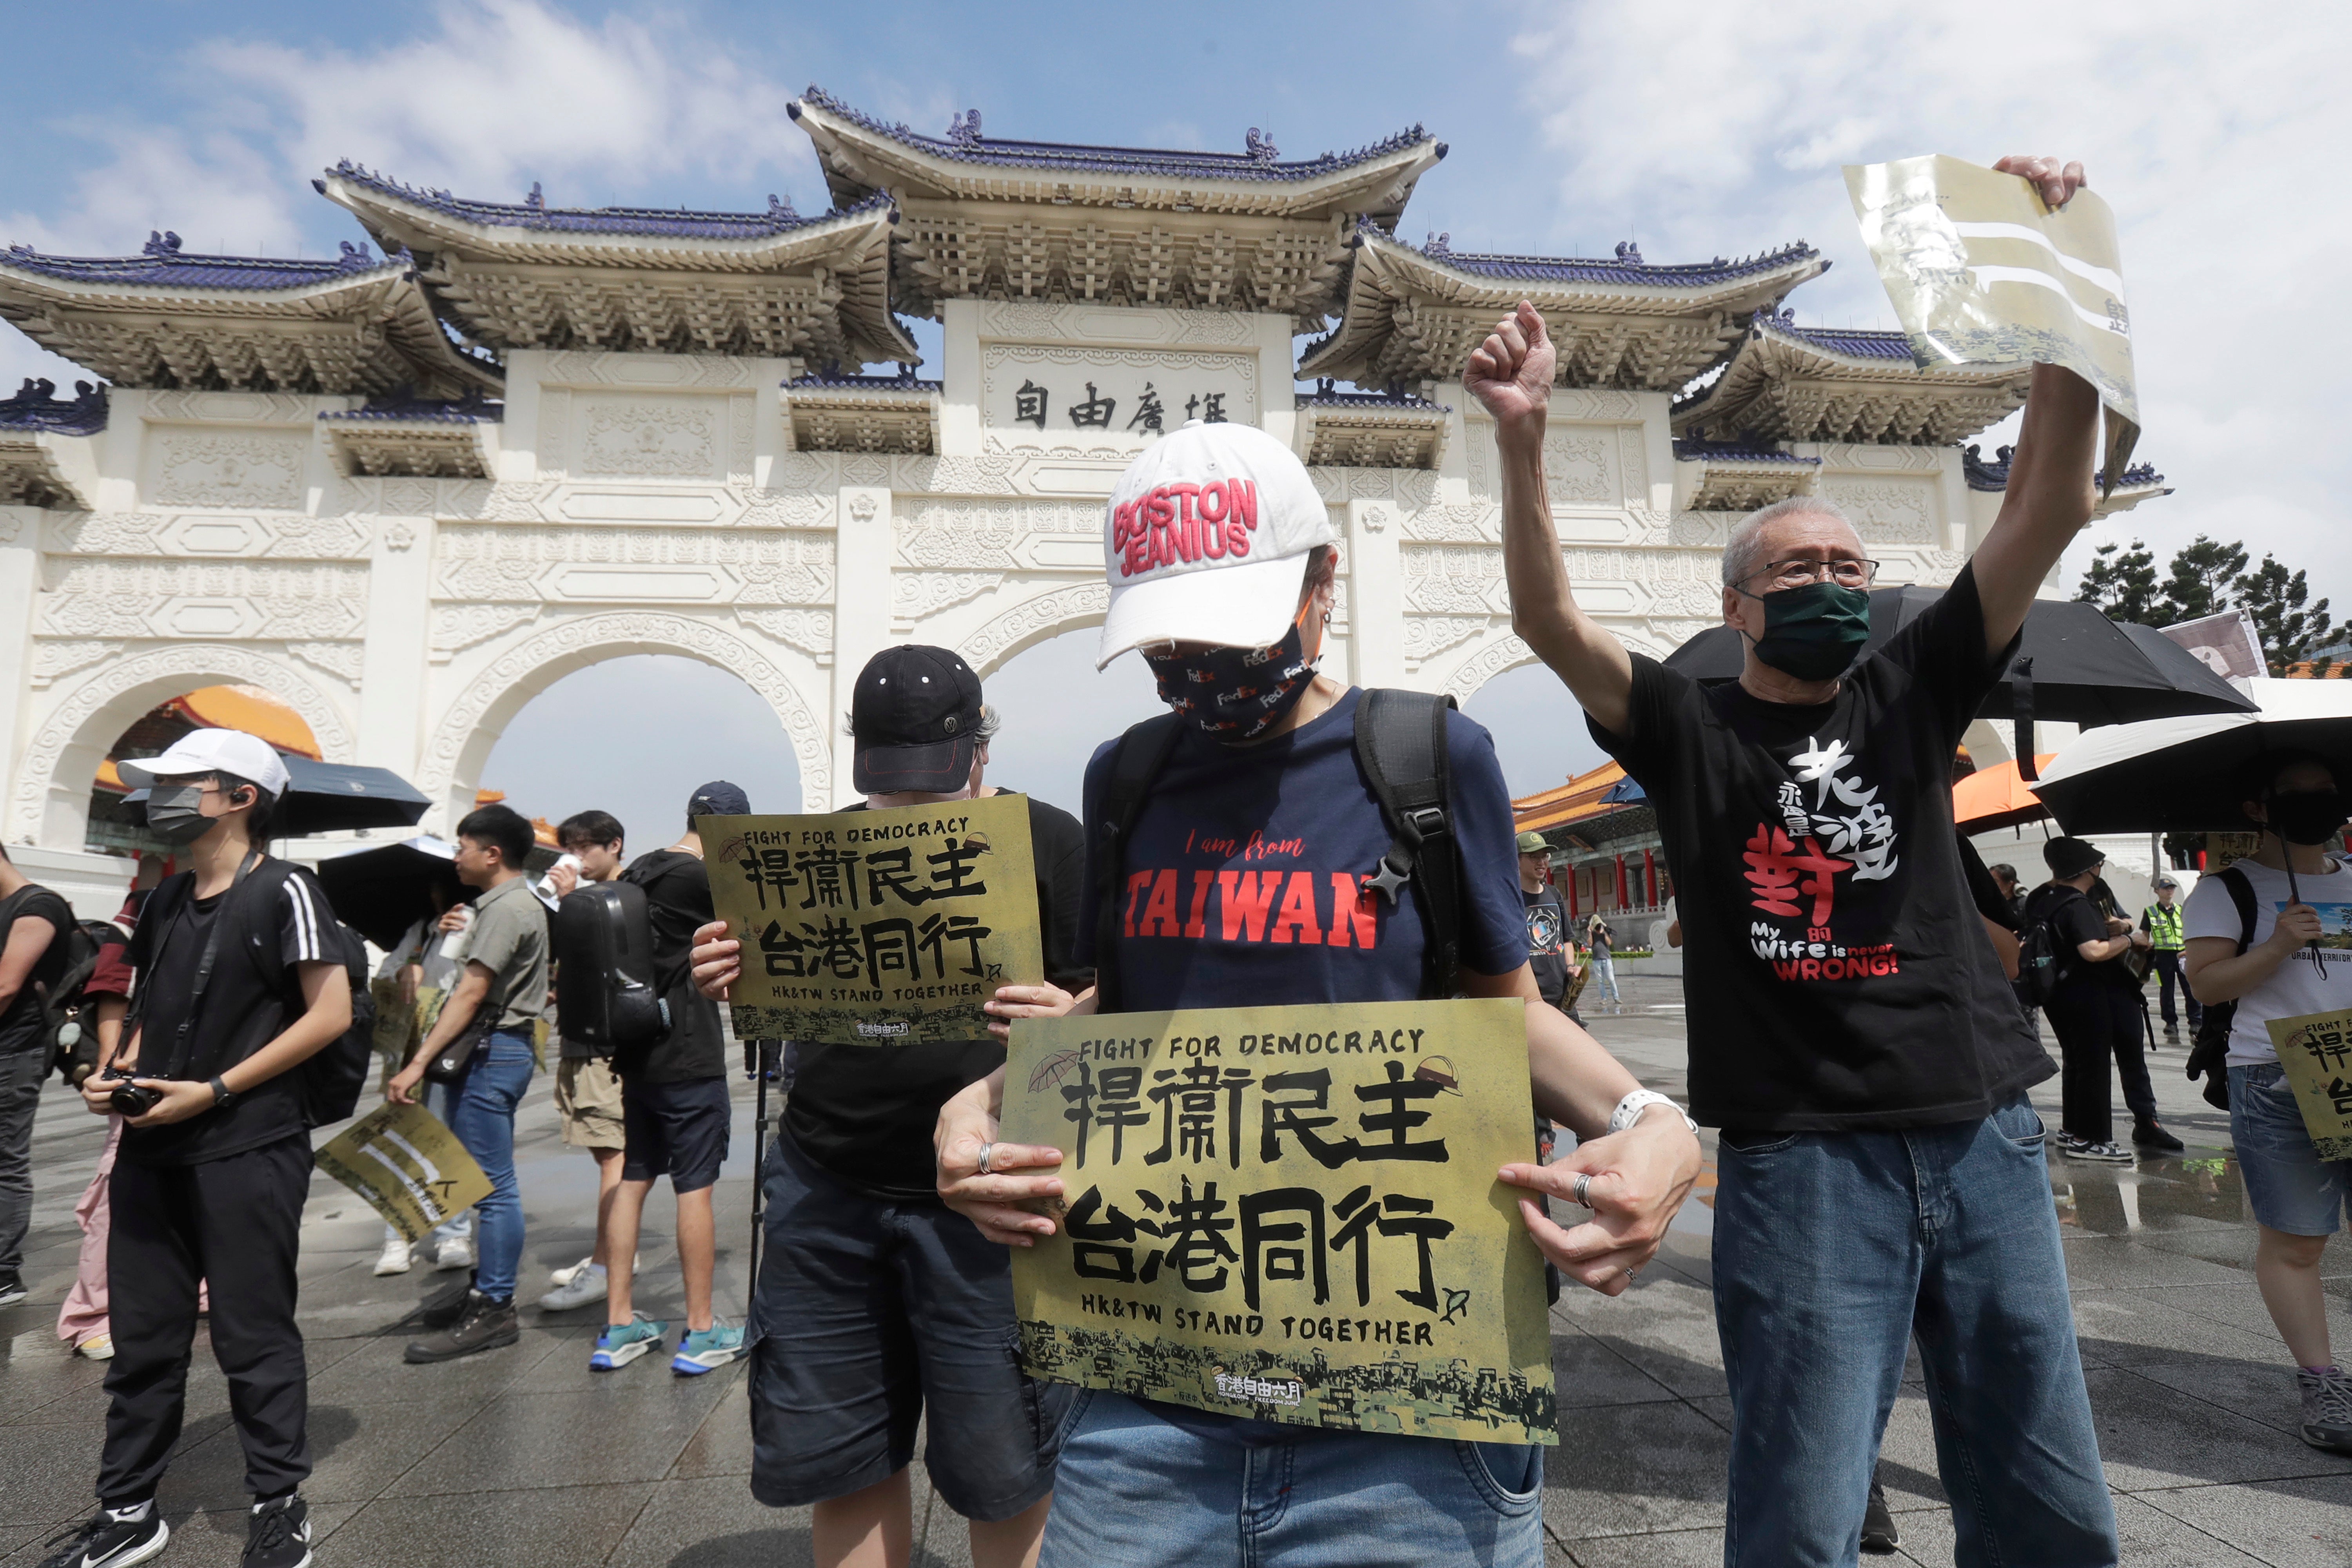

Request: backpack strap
left=162, top=850, right=262, bottom=1080
left=1354, top=689, right=1462, bottom=1001
left=1090, top=712, right=1186, bottom=1014
left=2218, top=864, right=2258, bottom=953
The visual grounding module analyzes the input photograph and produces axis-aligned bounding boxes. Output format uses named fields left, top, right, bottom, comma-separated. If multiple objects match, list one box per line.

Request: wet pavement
left=3, top=976, right=2349, bottom=1567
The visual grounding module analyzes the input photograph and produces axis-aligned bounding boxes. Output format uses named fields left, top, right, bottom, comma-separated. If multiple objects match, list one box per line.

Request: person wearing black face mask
left=1468, top=156, right=2121, bottom=1564
left=2183, top=752, right=2352, bottom=1457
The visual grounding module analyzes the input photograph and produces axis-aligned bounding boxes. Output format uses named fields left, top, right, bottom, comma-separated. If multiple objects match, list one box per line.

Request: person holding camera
left=44, top=730, right=350, bottom=1568
left=387, top=803, right=549, bottom=1365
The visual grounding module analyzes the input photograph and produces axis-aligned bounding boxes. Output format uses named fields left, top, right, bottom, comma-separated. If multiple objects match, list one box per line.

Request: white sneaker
left=549, top=1254, right=596, bottom=1288
left=538, top=1265, right=608, bottom=1311
left=373, top=1238, right=414, bottom=1277
left=432, top=1236, right=476, bottom=1272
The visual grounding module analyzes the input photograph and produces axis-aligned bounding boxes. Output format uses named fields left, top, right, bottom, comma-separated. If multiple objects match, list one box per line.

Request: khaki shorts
left=555, top=1055, right=626, bottom=1150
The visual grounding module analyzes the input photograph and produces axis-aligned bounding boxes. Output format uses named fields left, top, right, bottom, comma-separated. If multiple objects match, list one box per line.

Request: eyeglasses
left=1747, top=558, right=1880, bottom=591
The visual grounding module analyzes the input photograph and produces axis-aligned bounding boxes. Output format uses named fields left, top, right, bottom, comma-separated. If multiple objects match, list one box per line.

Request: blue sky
left=8, top=1, right=2343, bottom=813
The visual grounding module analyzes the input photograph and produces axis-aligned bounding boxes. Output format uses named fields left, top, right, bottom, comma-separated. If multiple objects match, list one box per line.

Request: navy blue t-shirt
left=1076, top=686, right=1528, bottom=999
left=1073, top=685, right=1530, bottom=1445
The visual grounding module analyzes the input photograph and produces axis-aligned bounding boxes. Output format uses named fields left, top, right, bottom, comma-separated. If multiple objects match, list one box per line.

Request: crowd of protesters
left=9, top=146, right=2349, bottom=1568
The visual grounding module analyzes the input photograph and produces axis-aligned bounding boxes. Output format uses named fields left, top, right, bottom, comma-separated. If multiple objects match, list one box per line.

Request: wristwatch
left=208, top=1075, right=238, bottom=1110
left=1608, top=1088, right=1697, bottom=1135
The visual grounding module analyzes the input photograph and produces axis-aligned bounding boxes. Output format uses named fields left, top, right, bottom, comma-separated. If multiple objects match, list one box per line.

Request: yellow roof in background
left=169, top=685, right=321, bottom=759
left=1514, top=760, right=1633, bottom=834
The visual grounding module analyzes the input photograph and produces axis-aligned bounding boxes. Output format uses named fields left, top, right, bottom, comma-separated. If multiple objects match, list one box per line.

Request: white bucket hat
left=1096, top=420, right=1336, bottom=669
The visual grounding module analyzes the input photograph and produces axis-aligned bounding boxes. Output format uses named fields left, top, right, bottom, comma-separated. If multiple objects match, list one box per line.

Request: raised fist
left=1464, top=300, right=1555, bottom=429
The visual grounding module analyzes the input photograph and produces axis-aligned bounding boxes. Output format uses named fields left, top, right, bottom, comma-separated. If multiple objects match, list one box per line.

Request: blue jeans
left=448, top=1030, right=535, bottom=1302
left=1589, top=952, right=1619, bottom=1002
left=1712, top=1097, right=2116, bottom=1567
left=1038, top=1389, right=1543, bottom=1568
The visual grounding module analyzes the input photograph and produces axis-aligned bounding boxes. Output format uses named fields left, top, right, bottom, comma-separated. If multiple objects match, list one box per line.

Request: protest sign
left=2264, top=1010, right=2352, bottom=1161
left=1846, top=153, right=2139, bottom=491
left=316, top=1101, right=492, bottom=1242
left=702, top=793, right=1044, bottom=1046
left=1003, top=999, right=1558, bottom=1445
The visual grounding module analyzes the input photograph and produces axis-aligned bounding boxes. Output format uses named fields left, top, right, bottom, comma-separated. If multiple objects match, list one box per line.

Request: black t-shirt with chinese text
left=1590, top=562, right=2051, bottom=1130
left=0, top=883, right=75, bottom=1056
left=122, top=861, right=338, bottom=1166
left=786, top=792, right=1091, bottom=1204
left=1524, top=888, right=1570, bottom=1006
left=617, top=848, right=727, bottom=1082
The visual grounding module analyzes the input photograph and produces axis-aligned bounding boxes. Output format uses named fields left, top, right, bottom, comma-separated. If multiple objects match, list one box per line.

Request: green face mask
left=1745, top=580, right=1872, bottom=682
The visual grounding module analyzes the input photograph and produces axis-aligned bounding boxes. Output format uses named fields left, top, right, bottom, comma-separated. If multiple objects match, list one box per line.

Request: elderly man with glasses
left=1468, top=153, right=2118, bottom=1568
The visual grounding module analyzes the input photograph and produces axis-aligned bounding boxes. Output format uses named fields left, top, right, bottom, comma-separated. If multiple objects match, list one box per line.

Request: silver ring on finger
left=1572, top=1171, right=1593, bottom=1208
left=975, top=1142, right=994, bottom=1177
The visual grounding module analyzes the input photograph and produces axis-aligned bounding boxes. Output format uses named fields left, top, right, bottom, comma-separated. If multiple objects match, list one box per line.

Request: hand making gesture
left=1463, top=299, right=1555, bottom=430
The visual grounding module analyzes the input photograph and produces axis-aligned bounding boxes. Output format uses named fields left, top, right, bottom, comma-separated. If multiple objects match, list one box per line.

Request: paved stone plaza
left=6, top=971, right=2351, bottom=1566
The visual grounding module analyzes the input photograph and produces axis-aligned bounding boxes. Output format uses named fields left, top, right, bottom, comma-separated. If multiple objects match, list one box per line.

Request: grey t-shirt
left=466, top=875, right=550, bottom=1029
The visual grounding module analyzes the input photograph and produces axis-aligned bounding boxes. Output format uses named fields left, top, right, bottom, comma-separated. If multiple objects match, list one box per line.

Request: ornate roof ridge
left=794, top=86, right=1439, bottom=182
left=0, top=376, right=107, bottom=434
left=0, top=232, right=402, bottom=292
left=1397, top=228, right=1822, bottom=288
left=1748, top=307, right=1915, bottom=361
left=1963, top=441, right=2165, bottom=492
left=1672, top=435, right=1817, bottom=465
left=785, top=366, right=942, bottom=392
left=1298, top=379, right=1448, bottom=411
left=319, top=389, right=502, bottom=424
left=321, top=161, right=890, bottom=239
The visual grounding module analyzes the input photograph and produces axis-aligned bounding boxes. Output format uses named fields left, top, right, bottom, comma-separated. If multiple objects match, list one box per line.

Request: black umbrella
left=316, top=836, right=465, bottom=950
left=1662, top=586, right=2256, bottom=729
left=2029, top=682, right=2352, bottom=834
left=128, top=756, right=435, bottom=837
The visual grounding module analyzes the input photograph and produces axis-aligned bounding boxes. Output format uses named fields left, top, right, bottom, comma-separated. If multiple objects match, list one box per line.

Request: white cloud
left=1510, top=0, right=2352, bottom=600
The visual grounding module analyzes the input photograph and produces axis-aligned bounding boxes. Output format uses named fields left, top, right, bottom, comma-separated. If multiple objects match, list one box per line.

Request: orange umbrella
left=1954, top=756, right=2056, bottom=832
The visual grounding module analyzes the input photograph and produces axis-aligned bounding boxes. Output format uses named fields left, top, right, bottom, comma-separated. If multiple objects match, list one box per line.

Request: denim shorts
left=744, top=1132, right=1068, bottom=1521
left=1039, top=1389, right=1543, bottom=1568
left=2230, top=1061, right=2352, bottom=1236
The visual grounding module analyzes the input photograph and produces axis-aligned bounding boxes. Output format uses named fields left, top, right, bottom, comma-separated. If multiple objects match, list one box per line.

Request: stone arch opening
left=417, top=613, right=831, bottom=828
left=12, top=646, right=355, bottom=851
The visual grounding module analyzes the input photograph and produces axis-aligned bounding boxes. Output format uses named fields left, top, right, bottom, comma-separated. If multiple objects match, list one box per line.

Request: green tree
left=2157, top=535, right=2248, bottom=624
left=2235, top=554, right=2335, bottom=676
left=2076, top=539, right=2159, bottom=623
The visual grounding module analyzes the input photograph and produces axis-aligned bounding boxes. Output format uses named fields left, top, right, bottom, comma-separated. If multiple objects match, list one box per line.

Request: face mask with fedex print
left=1143, top=612, right=1318, bottom=741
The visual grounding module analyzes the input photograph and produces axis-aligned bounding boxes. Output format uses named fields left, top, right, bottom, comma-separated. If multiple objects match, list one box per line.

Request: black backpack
left=1091, top=688, right=1466, bottom=1010
left=135, top=857, right=375, bottom=1128
left=2183, top=865, right=2255, bottom=1112
left=551, top=879, right=669, bottom=1057
left=2016, top=884, right=2089, bottom=1009
left=44, top=917, right=127, bottom=1085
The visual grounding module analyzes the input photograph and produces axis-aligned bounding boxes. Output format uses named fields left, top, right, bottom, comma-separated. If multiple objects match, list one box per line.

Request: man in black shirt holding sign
left=692, top=646, right=1086, bottom=1568
left=1466, top=155, right=2118, bottom=1566
left=54, top=729, right=350, bottom=1568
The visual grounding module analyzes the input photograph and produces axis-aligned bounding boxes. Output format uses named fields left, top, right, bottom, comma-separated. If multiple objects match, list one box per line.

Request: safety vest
left=2143, top=902, right=2185, bottom=952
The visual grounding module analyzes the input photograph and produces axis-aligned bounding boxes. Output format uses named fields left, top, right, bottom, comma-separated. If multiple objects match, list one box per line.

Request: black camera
left=105, top=1075, right=163, bottom=1118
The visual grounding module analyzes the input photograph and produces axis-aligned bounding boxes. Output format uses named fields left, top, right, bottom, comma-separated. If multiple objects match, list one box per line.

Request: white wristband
left=1609, top=1089, right=1697, bottom=1135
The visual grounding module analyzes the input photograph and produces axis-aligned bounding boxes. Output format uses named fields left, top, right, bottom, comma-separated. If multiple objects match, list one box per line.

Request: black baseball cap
left=688, top=780, right=751, bottom=818
left=852, top=645, right=984, bottom=794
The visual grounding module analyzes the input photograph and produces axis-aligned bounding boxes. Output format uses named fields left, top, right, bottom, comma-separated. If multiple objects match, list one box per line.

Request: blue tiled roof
left=1298, top=381, right=1449, bottom=411
left=320, top=390, right=501, bottom=425
left=795, top=87, right=1441, bottom=183
left=785, top=367, right=942, bottom=392
left=1963, top=442, right=2164, bottom=492
left=323, top=161, right=888, bottom=239
left=0, top=377, right=107, bottom=435
left=1752, top=308, right=1911, bottom=360
left=1673, top=437, right=1817, bottom=466
left=1405, top=230, right=1821, bottom=289
left=1, top=232, right=395, bottom=292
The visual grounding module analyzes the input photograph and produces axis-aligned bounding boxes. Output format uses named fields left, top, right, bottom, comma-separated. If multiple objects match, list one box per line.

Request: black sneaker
left=36, top=1509, right=168, bottom=1568
left=244, top=1495, right=312, bottom=1568
left=2134, top=1120, right=2186, bottom=1153
left=411, top=1278, right=475, bottom=1331
left=1860, top=1477, right=1900, bottom=1553
left=0, top=1269, right=26, bottom=1308
left=404, top=1290, right=517, bottom=1363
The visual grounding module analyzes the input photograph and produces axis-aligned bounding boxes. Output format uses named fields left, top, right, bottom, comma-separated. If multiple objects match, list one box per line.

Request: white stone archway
left=415, top=612, right=831, bottom=827
left=9, top=643, right=357, bottom=848
left=960, top=581, right=1111, bottom=680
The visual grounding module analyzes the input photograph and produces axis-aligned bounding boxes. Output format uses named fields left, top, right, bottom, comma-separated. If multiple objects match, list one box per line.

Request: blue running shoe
left=591, top=1313, right=666, bottom=1370
left=672, top=1322, right=746, bottom=1375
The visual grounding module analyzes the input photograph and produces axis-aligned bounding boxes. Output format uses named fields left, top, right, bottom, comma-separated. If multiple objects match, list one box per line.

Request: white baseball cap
left=118, top=728, right=292, bottom=798
left=1096, top=419, right=1336, bottom=669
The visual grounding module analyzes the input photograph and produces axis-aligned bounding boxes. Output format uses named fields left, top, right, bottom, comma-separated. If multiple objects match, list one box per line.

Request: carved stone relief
left=150, top=432, right=306, bottom=510
left=964, top=581, right=1112, bottom=674
left=29, top=641, right=122, bottom=688
left=433, top=526, right=835, bottom=605
left=40, top=558, right=368, bottom=640
left=735, top=607, right=836, bottom=661
left=577, top=397, right=722, bottom=480
left=1821, top=475, right=1938, bottom=543
left=430, top=604, right=541, bottom=661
